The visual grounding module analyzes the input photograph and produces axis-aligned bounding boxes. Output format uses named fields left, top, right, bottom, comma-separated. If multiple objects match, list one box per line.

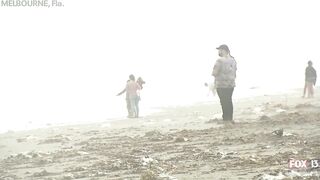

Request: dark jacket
left=305, top=66, right=317, bottom=85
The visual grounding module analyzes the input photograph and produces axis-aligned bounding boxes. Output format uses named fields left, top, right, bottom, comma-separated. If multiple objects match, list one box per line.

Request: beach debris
left=249, top=158, right=258, bottom=164
left=140, top=170, right=157, bottom=180
left=254, top=170, right=320, bottom=180
left=248, top=155, right=258, bottom=163
left=253, top=107, right=264, bottom=115
left=65, top=166, right=87, bottom=172
left=144, top=130, right=166, bottom=141
left=145, top=130, right=162, bottom=137
left=206, top=118, right=219, bottom=123
left=291, top=150, right=298, bottom=155
left=226, top=151, right=238, bottom=155
left=62, top=173, right=75, bottom=180
left=38, top=135, right=71, bottom=144
left=0, top=169, right=7, bottom=174
left=88, top=170, right=108, bottom=177
left=0, top=175, right=20, bottom=180
left=259, top=115, right=271, bottom=121
left=113, top=160, right=124, bottom=170
left=273, top=104, right=289, bottom=109
left=295, top=103, right=315, bottom=109
left=2, top=100, right=320, bottom=180
left=276, top=109, right=286, bottom=113
left=272, top=128, right=284, bottom=137
left=141, top=156, right=157, bottom=166
left=217, top=152, right=226, bottom=159
left=75, top=140, right=89, bottom=146
left=32, top=169, right=50, bottom=177
left=174, top=137, right=189, bottom=143
left=283, top=132, right=294, bottom=137
left=159, top=173, right=178, bottom=180
left=261, top=145, right=271, bottom=149
left=5, top=151, right=47, bottom=163
left=193, top=150, right=216, bottom=160
left=76, top=151, right=89, bottom=156
left=62, top=146, right=73, bottom=150
left=16, top=135, right=38, bottom=143
left=254, top=172, right=286, bottom=180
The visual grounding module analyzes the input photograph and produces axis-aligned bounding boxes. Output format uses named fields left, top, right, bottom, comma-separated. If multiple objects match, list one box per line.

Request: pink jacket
left=126, top=80, right=141, bottom=98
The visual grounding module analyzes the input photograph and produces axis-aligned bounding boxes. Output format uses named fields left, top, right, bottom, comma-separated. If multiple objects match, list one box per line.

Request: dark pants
left=216, top=88, right=234, bottom=121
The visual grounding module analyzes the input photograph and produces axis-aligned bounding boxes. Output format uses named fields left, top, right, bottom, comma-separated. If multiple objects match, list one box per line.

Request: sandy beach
left=1, top=88, right=320, bottom=180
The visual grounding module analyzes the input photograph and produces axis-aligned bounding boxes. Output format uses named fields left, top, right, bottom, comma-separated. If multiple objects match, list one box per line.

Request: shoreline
left=1, top=87, right=320, bottom=179
left=0, top=86, right=307, bottom=135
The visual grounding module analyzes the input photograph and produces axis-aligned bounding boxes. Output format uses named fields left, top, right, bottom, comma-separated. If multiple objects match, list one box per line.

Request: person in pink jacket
left=126, top=74, right=141, bottom=118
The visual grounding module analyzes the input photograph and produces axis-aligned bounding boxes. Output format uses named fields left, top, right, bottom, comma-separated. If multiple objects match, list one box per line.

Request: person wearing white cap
left=212, top=44, right=237, bottom=121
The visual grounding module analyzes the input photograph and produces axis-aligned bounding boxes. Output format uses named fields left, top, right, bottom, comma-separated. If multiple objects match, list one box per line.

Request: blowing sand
left=1, top=88, right=320, bottom=180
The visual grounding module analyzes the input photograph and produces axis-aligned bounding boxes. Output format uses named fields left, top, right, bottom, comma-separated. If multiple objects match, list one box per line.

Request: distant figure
left=303, top=61, right=317, bottom=98
left=117, top=80, right=131, bottom=117
left=212, top=44, right=237, bottom=121
left=126, top=74, right=141, bottom=118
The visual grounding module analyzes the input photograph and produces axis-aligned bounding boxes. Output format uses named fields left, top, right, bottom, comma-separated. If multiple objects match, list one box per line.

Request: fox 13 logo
left=289, top=159, right=320, bottom=169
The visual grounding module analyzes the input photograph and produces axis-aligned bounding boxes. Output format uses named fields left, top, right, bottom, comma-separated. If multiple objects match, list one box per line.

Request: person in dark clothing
left=212, top=44, right=237, bottom=121
left=303, top=61, right=317, bottom=98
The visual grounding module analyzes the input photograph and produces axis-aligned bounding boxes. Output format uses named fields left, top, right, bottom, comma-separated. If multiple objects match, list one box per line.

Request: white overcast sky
left=0, top=0, right=319, bottom=127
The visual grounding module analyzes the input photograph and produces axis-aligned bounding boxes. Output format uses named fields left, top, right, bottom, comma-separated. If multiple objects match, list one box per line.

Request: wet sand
left=1, top=88, right=320, bottom=180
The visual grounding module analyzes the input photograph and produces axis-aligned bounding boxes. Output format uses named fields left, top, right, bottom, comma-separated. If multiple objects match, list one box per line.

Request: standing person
left=126, top=74, right=141, bottom=118
left=117, top=80, right=131, bottom=117
left=303, top=61, right=317, bottom=98
left=212, top=44, right=237, bottom=121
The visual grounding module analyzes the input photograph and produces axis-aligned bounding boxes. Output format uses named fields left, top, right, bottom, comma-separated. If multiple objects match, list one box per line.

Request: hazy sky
left=0, top=0, right=319, bottom=129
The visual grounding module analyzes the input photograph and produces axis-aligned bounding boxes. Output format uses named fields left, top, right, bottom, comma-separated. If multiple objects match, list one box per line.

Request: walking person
left=126, top=74, right=141, bottom=118
left=303, top=60, right=317, bottom=98
left=212, top=44, right=237, bottom=121
left=117, top=80, right=131, bottom=117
